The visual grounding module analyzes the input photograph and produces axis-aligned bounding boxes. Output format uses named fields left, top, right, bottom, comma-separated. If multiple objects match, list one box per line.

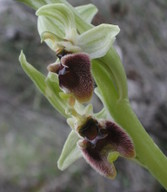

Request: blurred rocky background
left=0, top=0, right=167, bottom=191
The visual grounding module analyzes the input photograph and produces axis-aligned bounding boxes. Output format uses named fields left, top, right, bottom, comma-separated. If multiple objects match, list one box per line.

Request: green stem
left=114, top=100, right=167, bottom=189
left=92, top=59, right=167, bottom=189
left=100, top=48, right=128, bottom=100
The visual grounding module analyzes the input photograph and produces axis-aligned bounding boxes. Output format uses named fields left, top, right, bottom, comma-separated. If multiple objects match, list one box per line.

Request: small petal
left=58, top=53, right=94, bottom=103
left=36, top=4, right=76, bottom=42
left=41, top=31, right=62, bottom=43
left=47, top=63, right=62, bottom=73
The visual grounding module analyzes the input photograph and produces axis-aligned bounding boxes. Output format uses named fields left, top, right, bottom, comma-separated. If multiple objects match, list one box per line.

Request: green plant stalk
left=54, top=2, right=167, bottom=186
left=115, top=100, right=167, bottom=188
left=100, top=47, right=128, bottom=100
left=92, top=55, right=167, bottom=189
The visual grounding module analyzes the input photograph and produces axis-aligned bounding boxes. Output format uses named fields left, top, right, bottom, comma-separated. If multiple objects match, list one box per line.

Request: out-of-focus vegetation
left=0, top=0, right=167, bottom=191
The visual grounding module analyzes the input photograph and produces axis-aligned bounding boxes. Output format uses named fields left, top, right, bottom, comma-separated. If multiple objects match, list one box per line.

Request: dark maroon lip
left=78, top=117, right=135, bottom=178
left=48, top=52, right=94, bottom=103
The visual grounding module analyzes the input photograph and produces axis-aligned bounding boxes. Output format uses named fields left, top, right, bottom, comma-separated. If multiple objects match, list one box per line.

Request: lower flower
left=77, top=117, right=135, bottom=178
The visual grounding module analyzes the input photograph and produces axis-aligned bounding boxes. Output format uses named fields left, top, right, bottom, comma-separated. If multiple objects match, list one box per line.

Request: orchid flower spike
left=19, top=0, right=137, bottom=182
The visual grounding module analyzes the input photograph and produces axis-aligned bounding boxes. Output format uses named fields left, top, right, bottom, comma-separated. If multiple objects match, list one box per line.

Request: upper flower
left=35, top=3, right=119, bottom=103
left=48, top=52, right=93, bottom=103
left=36, top=3, right=120, bottom=60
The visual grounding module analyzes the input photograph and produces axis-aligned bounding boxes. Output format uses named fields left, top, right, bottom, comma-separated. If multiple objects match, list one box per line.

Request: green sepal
left=38, top=16, right=65, bottom=51
left=57, top=130, right=82, bottom=170
left=19, top=51, right=46, bottom=94
left=17, top=0, right=93, bottom=33
left=36, top=3, right=75, bottom=37
left=78, top=24, right=120, bottom=59
left=19, top=51, right=67, bottom=117
left=75, top=4, right=98, bottom=24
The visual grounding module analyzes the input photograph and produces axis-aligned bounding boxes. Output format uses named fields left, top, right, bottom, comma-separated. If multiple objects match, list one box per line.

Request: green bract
left=57, top=130, right=81, bottom=170
left=19, top=51, right=68, bottom=117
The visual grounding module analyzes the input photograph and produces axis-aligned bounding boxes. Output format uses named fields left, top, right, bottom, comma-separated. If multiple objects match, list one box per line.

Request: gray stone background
left=0, top=0, right=167, bottom=191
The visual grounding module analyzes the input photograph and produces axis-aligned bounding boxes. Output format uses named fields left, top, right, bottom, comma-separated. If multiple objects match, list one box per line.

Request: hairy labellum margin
left=77, top=117, right=135, bottom=178
left=48, top=52, right=94, bottom=103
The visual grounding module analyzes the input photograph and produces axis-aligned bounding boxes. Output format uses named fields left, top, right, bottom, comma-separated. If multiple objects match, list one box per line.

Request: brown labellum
left=78, top=117, right=135, bottom=178
left=48, top=53, right=93, bottom=103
